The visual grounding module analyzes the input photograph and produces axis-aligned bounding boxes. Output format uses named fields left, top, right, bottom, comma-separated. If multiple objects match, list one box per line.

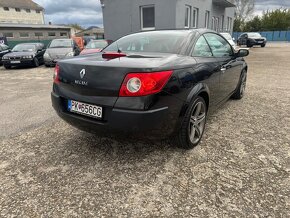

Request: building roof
left=0, top=23, right=71, bottom=30
left=76, top=26, right=104, bottom=34
left=0, top=0, right=44, bottom=10
left=86, top=26, right=101, bottom=30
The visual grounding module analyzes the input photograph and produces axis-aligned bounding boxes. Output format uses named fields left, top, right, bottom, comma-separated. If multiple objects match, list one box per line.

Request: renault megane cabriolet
left=51, top=29, right=249, bottom=149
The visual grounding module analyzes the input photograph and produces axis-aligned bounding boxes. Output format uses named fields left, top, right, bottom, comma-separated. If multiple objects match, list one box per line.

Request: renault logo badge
left=80, top=69, right=86, bottom=79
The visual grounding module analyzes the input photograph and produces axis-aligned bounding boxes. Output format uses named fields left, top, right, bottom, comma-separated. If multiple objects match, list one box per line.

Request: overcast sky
left=255, top=0, right=290, bottom=15
left=33, top=0, right=103, bottom=27
left=33, top=0, right=290, bottom=27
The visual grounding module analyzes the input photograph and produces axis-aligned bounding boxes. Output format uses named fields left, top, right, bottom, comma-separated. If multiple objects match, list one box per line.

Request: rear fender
left=173, top=83, right=210, bottom=133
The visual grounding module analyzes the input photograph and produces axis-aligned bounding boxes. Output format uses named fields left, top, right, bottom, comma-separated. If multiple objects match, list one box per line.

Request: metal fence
left=233, top=31, right=290, bottom=41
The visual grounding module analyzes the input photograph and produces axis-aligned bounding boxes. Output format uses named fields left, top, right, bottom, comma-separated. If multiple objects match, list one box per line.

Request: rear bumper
left=51, top=92, right=175, bottom=139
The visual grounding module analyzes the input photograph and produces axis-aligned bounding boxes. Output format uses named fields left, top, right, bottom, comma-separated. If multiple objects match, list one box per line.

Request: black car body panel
left=0, top=44, right=11, bottom=65
left=2, top=43, right=45, bottom=68
left=51, top=29, right=248, bottom=139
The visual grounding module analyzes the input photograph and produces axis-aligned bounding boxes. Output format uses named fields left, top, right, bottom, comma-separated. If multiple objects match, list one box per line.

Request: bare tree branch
left=234, top=0, right=255, bottom=21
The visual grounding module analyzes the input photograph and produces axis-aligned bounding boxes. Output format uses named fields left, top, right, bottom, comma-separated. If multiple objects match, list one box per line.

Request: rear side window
left=104, top=31, right=188, bottom=54
left=192, top=36, right=213, bottom=57
left=204, top=33, right=233, bottom=57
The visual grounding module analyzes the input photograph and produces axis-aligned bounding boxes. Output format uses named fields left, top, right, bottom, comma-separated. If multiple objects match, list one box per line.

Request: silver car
left=44, top=39, right=81, bottom=67
left=220, top=32, right=236, bottom=49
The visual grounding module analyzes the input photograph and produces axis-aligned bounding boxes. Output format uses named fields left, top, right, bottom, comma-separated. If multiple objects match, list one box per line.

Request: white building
left=0, top=0, right=45, bottom=25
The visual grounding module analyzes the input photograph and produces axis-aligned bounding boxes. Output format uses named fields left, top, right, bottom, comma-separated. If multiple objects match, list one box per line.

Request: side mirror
left=236, top=49, right=249, bottom=57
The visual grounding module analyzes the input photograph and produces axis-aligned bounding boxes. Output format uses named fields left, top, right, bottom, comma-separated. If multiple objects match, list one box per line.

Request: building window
left=20, top=32, right=29, bottom=38
left=221, top=15, right=224, bottom=31
left=48, top=32, right=56, bottom=37
left=35, top=32, right=43, bottom=37
left=216, top=17, right=220, bottom=31
left=60, top=32, right=68, bottom=37
left=140, top=5, right=155, bottom=30
left=211, top=17, right=215, bottom=30
left=192, top=8, right=198, bottom=28
left=3, top=32, right=13, bottom=38
left=15, top=8, right=21, bottom=12
left=36, top=10, right=41, bottom=13
left=185, top=5, right=191, bottom=28
left=3, top=7, right=9, bottom=11
left=26, top=9, right=31, bottom=13
left=212, top=17, right=219, bottom=31
left=205, top=11, right=210, bottom=29
left=227, top=17, right=232, bottom=31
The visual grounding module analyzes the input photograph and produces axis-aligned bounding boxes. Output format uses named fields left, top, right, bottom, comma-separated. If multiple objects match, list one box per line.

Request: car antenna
left=116, top=41, right=122, bottom=53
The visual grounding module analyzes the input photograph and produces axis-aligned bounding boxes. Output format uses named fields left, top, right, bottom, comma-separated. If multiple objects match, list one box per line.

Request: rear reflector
left=102, top=52, right=127, bottom=59
left=53, top=64, right=60, bottom=84
left=119, top=71, right=173, bottom=97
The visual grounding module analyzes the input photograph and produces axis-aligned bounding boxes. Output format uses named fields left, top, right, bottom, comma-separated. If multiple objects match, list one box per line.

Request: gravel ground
left=0, top=43, right=289, bottom=217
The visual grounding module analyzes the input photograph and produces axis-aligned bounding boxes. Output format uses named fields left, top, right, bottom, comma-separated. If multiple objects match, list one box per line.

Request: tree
left=244, top=16, right=262, bottom=32
left=261, top=9, right=290, bottom=31
left=233, top=18, right=245, bottom=32
left=68, top=24, right=84, bottom=31
left=234, top=0, right=255, bottom=21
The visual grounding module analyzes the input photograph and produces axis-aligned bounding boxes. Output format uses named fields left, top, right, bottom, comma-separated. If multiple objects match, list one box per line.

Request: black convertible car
left=52, top=29, right=249, bottom=149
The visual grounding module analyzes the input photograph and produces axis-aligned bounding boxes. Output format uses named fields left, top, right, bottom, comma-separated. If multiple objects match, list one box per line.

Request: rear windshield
left=49, top=39, right=72, bottom=48
left=12, top=44, right=36, bottom=52
left=86, top=40, right=108, bottom=49
left=104, top=31, right=188, bottom=54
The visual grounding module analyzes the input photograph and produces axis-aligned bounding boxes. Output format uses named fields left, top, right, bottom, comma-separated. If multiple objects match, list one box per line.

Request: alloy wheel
left=240, top=73, right=247, bottom=97
left=188, top=101, right=206, bottom=144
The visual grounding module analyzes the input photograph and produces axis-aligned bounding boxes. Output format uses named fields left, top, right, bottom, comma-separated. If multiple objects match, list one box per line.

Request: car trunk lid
left=57, top=52, right=178, bottom=98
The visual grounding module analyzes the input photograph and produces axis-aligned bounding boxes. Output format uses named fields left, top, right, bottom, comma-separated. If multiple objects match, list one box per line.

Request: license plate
left=68, top=100, right=102, bottom=119
left=258, top=41, right=263, bottom=43
left=11, top=61, right=20, bottom=64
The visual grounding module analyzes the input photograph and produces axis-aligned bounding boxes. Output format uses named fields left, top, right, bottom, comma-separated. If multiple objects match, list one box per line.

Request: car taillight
left=119, top=71, right=173, bottom=97
left=102, top=52, right=127, bottom=59
left=53, top=64, right=60, bottom=84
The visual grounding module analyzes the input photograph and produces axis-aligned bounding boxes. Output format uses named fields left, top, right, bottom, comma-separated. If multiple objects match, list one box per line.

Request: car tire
left=261, top=44, right=266, bottom=47
left=34, top=58, right=39, bottom=67
left=176, top=96, right=207, bottom=149
left=45, top=64, right=50, bottom=67
left=232, top=70, right=247, bottom=100
left=246, top=41, right=253, bottom=48
left=4, top=65, right=11, bottom=69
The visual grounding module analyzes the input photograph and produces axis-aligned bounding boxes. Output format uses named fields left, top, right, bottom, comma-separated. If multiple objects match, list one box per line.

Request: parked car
left=51, top=29, right=249, bottom=149
left=0, top=44, right=11, bottom=65
left=237, top=32, right=267, bottom=47
left=220, top=32, right=236, bottom=49
left=80, top=40, right=112, bottom=55
left=2, top=43, right=45, bottom=69
left=44, top=39, right=81, bottom=67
